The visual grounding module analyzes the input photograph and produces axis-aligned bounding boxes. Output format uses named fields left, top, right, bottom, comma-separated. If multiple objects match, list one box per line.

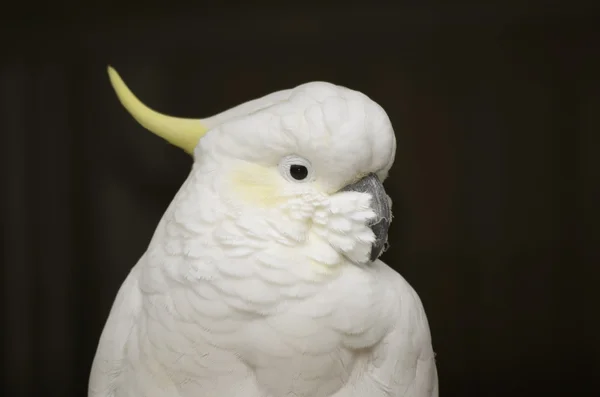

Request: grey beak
left=340, top=173, right=391, bottom=262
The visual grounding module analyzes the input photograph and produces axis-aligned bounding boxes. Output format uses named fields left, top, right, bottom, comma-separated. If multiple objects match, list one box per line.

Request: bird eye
left=289, top=164, right=308, bottom=180
left=278, top=155, right=313, bottom=183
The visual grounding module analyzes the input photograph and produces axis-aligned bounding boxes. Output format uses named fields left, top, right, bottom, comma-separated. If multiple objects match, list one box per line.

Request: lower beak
left=340, top=173, right=392, bottom=262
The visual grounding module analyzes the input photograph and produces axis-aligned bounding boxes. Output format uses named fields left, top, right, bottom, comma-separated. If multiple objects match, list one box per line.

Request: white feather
left=90, top=81, right=438, bottom=397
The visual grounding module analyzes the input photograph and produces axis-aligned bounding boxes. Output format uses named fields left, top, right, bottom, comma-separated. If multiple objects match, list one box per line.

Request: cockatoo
left=89, top=67, right=438, bottom=397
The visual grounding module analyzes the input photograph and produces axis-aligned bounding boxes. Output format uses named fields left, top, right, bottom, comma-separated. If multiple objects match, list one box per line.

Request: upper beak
left=340, top=173, right=392, bottom=262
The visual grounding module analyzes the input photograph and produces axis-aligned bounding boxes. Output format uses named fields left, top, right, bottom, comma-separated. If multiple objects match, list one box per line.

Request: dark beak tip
left=369, top=218, right=391, bottom=262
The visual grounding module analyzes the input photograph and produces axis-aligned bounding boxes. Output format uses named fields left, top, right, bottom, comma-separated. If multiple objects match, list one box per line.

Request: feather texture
left=90, top=81, right=437, bottom=397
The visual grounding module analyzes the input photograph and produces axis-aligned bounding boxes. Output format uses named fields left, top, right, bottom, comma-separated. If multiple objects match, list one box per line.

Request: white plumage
left=89, top=76, right=438, bottom=397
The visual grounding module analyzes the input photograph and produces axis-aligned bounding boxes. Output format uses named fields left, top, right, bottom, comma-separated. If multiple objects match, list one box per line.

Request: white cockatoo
left=89, top=67, right=438, bottom=397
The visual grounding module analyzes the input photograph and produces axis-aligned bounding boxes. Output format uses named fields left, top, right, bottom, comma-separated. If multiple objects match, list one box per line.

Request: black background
left=1, top=1, right=599, bottom=396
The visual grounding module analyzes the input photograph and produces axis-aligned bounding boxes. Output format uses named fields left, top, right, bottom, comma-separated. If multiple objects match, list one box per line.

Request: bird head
left=108, top=67, right=395, bottom=270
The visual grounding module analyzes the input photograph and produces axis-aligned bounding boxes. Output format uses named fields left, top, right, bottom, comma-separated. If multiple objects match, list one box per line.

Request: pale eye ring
left=278, top=155, right=314, bottom=183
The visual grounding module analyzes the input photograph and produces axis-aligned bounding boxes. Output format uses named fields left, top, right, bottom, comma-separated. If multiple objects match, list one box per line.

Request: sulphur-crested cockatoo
left=89, top=67, right=438, bottom=397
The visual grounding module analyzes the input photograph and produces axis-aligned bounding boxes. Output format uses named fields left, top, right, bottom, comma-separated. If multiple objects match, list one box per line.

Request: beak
left=340, top=173, right=392, bottom=262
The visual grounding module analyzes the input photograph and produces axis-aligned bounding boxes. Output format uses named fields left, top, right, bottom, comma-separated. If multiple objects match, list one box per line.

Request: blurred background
left=1, top=1, right=599, bottom=396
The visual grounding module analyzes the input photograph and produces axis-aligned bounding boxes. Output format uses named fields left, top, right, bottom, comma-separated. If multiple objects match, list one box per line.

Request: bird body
left=89, top=69, right=438, bottom=397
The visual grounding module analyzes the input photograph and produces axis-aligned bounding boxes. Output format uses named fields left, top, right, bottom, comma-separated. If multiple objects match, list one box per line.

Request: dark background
left=1, top=1, right=599, bottom=396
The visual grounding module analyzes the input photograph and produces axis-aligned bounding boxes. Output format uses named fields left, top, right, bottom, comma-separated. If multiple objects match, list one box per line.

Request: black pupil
left=289, top=164, right=308, bottom=180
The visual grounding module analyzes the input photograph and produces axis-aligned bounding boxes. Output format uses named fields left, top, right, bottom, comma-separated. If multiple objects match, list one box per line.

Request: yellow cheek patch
left=229, top=163, right=285, bottom=208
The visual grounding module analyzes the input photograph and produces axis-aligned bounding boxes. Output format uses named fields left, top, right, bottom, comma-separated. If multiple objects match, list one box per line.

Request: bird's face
left=107, top=69, right=395, bottom=268
left=184, top=82, right=396, bottom=266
